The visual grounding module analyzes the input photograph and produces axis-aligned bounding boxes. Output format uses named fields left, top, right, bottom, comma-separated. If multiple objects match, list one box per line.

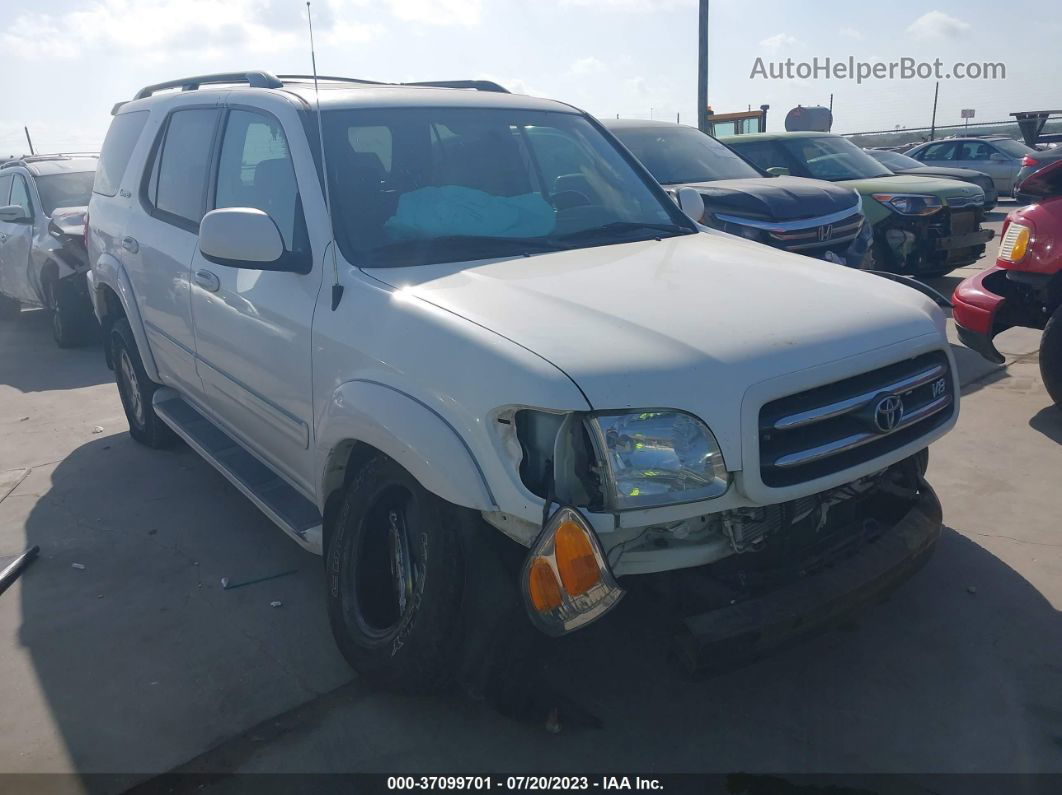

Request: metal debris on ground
left=220, top=568, right=298, bottom=591
left=91, top=426, right=104, bottom=434
left=0, top=546, right=40, bottom=597
left=71, top=563, right=86, bottom=570
left=270, top=601, right=283, bottom=608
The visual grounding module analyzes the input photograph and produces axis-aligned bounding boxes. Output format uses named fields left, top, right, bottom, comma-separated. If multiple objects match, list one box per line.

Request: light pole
left=697, top=0, right=709, bottom=133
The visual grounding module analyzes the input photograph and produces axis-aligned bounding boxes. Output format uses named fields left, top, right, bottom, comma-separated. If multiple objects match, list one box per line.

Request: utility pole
left=929, top=81, right=939, bottom=140
left=24, top=126, right=35, bottom=156
left=697, top=0, right=709, bottom=133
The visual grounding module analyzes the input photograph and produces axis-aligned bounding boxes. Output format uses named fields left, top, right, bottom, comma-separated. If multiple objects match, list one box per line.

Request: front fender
left=89, top=253, right=161, bottom=382
left=316, top=380, right=497, bottom=514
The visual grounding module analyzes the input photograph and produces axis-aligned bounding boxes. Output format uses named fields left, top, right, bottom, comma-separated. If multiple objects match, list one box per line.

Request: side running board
left=152, top=388, right=323, bottom=555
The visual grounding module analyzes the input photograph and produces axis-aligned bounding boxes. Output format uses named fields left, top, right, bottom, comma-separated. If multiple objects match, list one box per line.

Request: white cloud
left=839, top=27, right=862, bottom=40
left=760, top=33, right=798, bottom=51
left=570, top=56, right=606, bottom=76
left=389, top=0, right=482, bottom=26
left=624, top=76, right=651, bottom=95
left=906, top=10, right=971, bottom=40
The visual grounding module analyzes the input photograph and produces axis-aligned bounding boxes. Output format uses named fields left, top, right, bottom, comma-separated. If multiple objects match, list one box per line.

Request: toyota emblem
left=873, top=395, right=904, bottom=433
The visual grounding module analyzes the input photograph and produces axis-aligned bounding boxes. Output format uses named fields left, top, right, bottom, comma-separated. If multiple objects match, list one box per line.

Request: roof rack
left=133, top=71, right=283, bottom=100
left=276, top=74, right=384, bottom=86
left=400, top=80, right=510, bottom=93
left=1, top=153, right=99, bottom=169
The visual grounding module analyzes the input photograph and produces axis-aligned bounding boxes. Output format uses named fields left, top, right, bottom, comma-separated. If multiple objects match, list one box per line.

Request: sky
left=1, top=0, right=1058, bottom=155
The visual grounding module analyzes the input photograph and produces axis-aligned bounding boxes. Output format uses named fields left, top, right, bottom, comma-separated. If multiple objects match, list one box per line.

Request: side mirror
left=676, top=187, right=705, bottom=222
left=989, top=152, right=1009, bottom=162
left=199, top=208, right=300, bottom=272
left=766, top=166, right=790, bottom=177
left=0, top=204, right=29, bottom=223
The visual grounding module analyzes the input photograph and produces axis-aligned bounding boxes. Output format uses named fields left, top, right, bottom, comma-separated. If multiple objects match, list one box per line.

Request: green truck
left=720, top=131, right=993, bottom=277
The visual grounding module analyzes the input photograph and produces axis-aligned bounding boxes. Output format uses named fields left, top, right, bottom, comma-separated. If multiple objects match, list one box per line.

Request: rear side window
left=94, top=111, right=149, bottom=197
left=146, top=108, right=219, bottom=227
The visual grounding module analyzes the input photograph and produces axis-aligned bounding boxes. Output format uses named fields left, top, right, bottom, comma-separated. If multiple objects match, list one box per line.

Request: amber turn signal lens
left=555, top=519, right=601, bottom=596
left=528, top=557, right=563, bottom=612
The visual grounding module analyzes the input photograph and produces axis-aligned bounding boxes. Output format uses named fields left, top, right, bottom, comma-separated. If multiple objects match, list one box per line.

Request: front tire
left=48, top=278, right=89, bottom=348
left=1041, top=305, right=1062, bottom=408
left=327, top=454, right=466, bottom=693
left=110, top=318, right=176, bottom=448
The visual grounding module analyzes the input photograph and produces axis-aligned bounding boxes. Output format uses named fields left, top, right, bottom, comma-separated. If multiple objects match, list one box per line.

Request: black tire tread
left=111, top=318, right=177, bottom=448
left=327, top=455, right=466, bottom=694
left=1041, top=306, right=1062, bottom=408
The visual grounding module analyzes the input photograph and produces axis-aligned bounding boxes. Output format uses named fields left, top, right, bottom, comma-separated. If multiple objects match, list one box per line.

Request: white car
left=88, top=71, right=957, bottom=690
left=0, top=155, right=98, bottom=346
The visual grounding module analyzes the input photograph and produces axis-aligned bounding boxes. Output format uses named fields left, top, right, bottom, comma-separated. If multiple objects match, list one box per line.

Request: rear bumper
left=952, top=265, right=1008, bottom=363
left=673, top=482, right=942, bottom=673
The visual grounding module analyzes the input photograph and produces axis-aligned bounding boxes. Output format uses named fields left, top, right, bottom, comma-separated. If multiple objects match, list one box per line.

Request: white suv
left=88, top=71, right=957, bottom=690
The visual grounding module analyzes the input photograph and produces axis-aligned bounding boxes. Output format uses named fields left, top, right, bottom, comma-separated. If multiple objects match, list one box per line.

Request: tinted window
left=36, top=172, right=95, bottom=215
left=868, top=149, right=922, bottom=170
left=992, top=139, right=1035, bottom=158
left=726, top=140, right=788, bottom=172
left=775, top=136, right=892, bottom=180
left=322, top=107, right=691, bottom=268
left=215, top=110, right=303, bottom=251
left=609, top=125, right=761, bottom=184
left=149, top=109, right=218, bottom=225
left=917, top=142, right=956, bottom=161
left=9, top=175, right=32, bottom=216
left=94, top=111, right=149, bottom=196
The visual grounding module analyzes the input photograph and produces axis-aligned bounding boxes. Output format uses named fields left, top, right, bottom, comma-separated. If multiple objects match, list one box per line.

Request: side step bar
left=152, top=388, right=323, bottom=555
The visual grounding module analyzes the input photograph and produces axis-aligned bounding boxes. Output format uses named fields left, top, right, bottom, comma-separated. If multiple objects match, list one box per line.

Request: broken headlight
left=871, top=193, right=942, bottom=216
left=587, top=410, right=729, bottom=510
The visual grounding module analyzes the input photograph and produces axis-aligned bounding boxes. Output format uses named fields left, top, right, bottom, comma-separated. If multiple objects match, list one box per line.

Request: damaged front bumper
left=672, top=478, right=942, bottom=673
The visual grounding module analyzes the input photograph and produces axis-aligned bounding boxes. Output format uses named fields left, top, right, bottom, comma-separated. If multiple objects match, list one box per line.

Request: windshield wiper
left=365, top=235, right=574, bottom=267
left=560, top=221, right=693, bottom=241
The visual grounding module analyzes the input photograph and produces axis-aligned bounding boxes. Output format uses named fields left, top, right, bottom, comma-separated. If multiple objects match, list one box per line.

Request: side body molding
left=316, top=380, right=497, bottom=513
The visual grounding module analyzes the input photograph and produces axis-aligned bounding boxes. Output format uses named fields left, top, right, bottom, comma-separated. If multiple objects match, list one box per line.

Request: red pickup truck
left=953, top=159, right=1062, bottom=407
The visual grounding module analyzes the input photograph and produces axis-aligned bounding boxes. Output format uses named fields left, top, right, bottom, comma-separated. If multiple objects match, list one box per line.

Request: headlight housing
left=587, top=410, right=729, bottom=510
left=871, top=193, right=943, bottom=216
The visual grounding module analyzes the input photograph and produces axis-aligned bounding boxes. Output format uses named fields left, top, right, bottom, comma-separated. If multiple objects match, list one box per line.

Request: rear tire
left=1041, top=306, right=1062, bottom=408
left=326, top=454, right=466, bottom=693
left=0, top=293, right=19, bottom=320
left=110, top=318, right=176, bottom=448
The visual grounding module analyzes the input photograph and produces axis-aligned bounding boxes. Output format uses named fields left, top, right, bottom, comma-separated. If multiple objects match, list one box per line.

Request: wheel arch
left=90, top=254, right=158, bottom=379
left=317, top=381, right=498, bottom=553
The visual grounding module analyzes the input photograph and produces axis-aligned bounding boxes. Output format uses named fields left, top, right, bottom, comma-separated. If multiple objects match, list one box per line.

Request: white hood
left=366, top=232, right=946, bottom=467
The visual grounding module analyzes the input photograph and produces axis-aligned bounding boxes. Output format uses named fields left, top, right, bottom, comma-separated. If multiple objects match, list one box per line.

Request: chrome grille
left=766, top=210, right=863, bottom=251
left=759, top=351, right=954, bottom=487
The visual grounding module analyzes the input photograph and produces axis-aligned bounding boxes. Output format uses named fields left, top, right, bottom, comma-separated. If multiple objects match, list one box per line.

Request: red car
left=953, top=159, right=1062, bottom=407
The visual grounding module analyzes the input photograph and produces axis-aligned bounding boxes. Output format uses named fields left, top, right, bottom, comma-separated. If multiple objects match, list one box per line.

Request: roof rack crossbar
left=133, top=71, right=283, bottom=100
left=401, top=80, right=510, bottom=93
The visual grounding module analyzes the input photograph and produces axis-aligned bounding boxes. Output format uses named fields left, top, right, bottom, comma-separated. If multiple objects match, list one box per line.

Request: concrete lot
left=1, top=204, right=1059, bottom=790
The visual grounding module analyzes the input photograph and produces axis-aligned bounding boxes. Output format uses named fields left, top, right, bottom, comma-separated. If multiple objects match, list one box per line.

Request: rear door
left=188, top=107, right=320, bottom=492
left=127, top=106, right=220, bottom=396
left=952, top=141, right=1012, bottom=191
left=912, top=141, right=958, bottom=167
left=0, top=174, right=39, bottom=304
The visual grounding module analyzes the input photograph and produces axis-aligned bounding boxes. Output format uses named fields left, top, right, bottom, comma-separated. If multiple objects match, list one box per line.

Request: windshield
left=778, top=136, right=893, bottom=181
left=322, top=107, right=694, bottom=268
left=992, top=138, right=1036, bottom=157
left=867, top=149, right=922, bottom=170
left=36, top=171, right=95, bottom=215
left=608, top=124, right=762, bottom=184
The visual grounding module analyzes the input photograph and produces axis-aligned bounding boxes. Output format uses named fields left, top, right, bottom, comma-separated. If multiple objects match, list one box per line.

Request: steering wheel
left=550, top=190, right=592, bottom=211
